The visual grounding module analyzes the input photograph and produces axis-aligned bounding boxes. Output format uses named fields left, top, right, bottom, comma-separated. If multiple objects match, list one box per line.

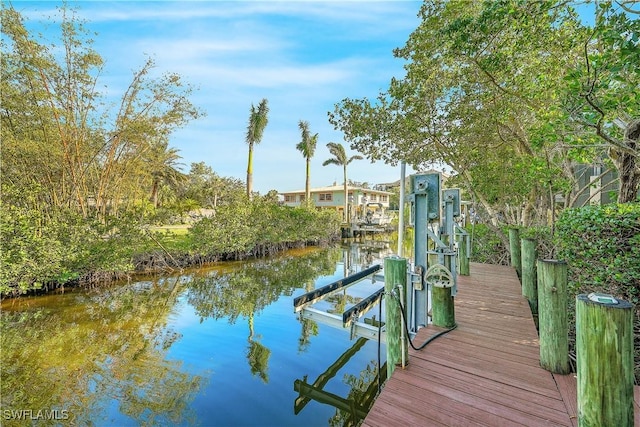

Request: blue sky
left=16, top=1, right=422, bottom=194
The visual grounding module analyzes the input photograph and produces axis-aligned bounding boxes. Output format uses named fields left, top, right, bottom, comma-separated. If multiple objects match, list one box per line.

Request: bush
left=555, top=202, right=640, bottom=382
left=556, top=202, right=640, bottom=303
left=0, top=195, right=342, bottom=296
left=187, top=200, right=341, bottom=260
left=468, top=224, right=509, bottom=265
left=519, top=226, right=555, bottom=260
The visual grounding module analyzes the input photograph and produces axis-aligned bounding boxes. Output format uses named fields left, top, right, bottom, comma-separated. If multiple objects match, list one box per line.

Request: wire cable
left=391, top=289, right=457, bottom=351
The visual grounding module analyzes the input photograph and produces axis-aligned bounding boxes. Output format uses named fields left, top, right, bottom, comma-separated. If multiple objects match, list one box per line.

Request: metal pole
left=413, top=181, right=428, bottom=330
left=397, top=162, right=406, bottom=257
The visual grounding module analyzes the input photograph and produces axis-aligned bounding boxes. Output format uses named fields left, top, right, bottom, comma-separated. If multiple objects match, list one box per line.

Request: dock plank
left=363, top=262, right=640, bottom=426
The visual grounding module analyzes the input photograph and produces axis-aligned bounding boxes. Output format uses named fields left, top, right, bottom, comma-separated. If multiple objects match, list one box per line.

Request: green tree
left=245, top=98, right=269, bottom=199
left=329, top=0, right=605, bottom=231
left=146, top=141, right=186, bottom=208
left=563, top=0, right=640, bottom=202
left=296, top=120, right=318, bottom=207
left=183, top=162, right=244, bottom=210
left=0, top=4, right=202, bottom=218
left=322, top=142, right=363, bottom=221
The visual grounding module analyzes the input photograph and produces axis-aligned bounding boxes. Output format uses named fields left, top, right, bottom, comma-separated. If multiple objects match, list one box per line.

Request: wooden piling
left=428, top=253, right=456, bottom=328
left=458, top=235, right=470, bottom=276
left=384, top=256, right=408, bottom=377
left=536, top=259, right=569, bottom=374
left=508, top=228, right=521, bottom=278
left=520, top=238, right=537, bottom=315
left=576, top=294, right=635, bottom=427
left=432, top=287, right=455, bottom=328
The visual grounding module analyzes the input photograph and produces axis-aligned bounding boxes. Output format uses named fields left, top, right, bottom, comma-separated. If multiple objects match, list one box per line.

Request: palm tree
left=245, top=98, right=269, bottom=199
left=146, top=140, right=186, bottom=208
left=322, top=142, right=363, bottom=221
left=296, top=120, right=318, bottom=207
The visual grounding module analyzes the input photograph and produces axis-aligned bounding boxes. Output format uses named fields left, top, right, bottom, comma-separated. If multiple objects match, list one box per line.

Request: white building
left=279, top=184, right=392, bottom=219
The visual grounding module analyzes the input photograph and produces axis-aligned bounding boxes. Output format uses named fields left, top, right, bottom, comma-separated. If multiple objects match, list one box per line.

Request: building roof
left=280, top=184, right=392, bottom=195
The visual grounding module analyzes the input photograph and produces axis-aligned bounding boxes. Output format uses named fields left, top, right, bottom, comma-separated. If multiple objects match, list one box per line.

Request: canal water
left=1, top=240, right=396, bottom=426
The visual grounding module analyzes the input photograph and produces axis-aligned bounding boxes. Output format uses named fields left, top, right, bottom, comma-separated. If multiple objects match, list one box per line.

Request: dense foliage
left=468, top=224, right=510, bottom=265
left=187, top=199, right=341, bottom=261
left=556, top=202, right=640, bottom=381
left=556, top=202, right=640, bottom=304
left=0, top=193, right=341, bottom=297
left=330, top=0, right=639, bottom=236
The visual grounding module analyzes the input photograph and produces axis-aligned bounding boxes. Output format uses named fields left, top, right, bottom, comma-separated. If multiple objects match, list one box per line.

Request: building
left=280, top=184, right=393, bottom=219
left=571, top=164, right=618, bottom=206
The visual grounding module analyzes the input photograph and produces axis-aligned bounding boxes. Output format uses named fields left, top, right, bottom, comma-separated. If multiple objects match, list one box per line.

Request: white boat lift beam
left=300, top=307, right=386, bottom=344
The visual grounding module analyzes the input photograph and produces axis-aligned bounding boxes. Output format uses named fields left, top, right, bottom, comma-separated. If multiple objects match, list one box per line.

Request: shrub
left=556, top=202, right=640, bottom=303
left=555, top=202, right=640, bottom=382
left=519, top=226, right=555, bottom=260
left=468, top=224, right=509, bottom=265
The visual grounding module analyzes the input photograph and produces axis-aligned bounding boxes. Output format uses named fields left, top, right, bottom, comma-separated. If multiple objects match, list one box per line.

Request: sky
left=15, top=0, right=423, bottom=194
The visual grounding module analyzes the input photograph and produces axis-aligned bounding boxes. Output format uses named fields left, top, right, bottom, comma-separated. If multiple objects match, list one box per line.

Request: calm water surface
left=1, top=240, right=395, bottom=426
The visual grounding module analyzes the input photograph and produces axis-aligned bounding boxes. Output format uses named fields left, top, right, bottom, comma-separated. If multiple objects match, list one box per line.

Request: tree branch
left=615, top=0, right=640, bottom=14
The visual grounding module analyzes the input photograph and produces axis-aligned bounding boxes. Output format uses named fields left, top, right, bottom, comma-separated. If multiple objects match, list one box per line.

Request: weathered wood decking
left=363, top=262, right=640, bottom=427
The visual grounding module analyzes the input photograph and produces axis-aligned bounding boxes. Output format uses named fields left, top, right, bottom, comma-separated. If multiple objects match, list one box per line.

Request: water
left=1, top=240, right=396, bottom=427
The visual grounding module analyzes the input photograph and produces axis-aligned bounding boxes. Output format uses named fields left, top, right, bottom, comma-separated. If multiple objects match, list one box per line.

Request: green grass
left=150, top=225, right=190, bottom=236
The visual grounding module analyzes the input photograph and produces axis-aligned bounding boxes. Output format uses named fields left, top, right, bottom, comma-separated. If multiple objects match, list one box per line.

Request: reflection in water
left=1, top=277, right=202, bottom=426
left=1, top=240, right=392, bottom=426
left=294, top=336, right=387, bottom=426
left=298, top=317, right=319, bottom=353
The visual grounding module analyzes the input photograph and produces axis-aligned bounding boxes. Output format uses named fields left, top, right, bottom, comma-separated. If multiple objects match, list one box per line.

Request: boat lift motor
left=406, top=174, right=462, bottom=336
left=406, top=172, right=441, bottom=335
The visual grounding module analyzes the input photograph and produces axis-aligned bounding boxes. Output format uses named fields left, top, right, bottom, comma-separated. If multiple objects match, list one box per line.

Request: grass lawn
left=150, top=224, right=190, bottom=236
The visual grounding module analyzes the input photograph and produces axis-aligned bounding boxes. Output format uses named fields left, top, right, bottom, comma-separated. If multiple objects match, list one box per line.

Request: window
left=380, top=195, right=388, bottom=202
left=319, top=193, right=333, bottom=201
left=284, top=194, right=295, bottom=202
left=370, top=194, right=377, bottom=202
left=299, top=194, right=305, bottom=202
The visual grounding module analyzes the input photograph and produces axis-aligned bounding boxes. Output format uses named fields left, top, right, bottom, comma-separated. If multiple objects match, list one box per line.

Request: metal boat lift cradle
left=292, top=172, right=466, bottom=343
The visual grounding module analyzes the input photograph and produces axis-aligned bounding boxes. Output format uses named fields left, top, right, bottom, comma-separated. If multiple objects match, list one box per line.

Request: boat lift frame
left=293, top=264, right=386, bottom=343
left=293, top=172, right=463, bottom=344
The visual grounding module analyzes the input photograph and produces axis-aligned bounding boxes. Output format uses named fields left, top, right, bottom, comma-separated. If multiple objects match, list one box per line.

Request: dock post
left=432, top=286, right=455, bottom=328
left=384, top=256, right=409, bottom=377
left=508, top=228, right=521, bottom=278
left=458, top=234, right=470, bottom=276
left=576, top=294, right=634, bottom=427
left=520, top=238, right=537, bottom=315
left=536, top=259, right=569, bottom=374
left=427, top=253, right=456, bottom=328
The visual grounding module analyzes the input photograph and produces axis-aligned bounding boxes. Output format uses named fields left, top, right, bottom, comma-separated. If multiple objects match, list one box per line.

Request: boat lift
left=293, top=172, right=464, bottom=342
left=293, top=264, right=386, bottom=342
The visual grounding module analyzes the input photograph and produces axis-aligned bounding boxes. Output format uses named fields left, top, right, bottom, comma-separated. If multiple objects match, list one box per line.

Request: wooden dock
left=363, top=262, right=640, bottom=427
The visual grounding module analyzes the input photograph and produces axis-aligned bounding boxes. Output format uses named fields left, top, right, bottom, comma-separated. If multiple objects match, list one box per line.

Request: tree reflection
left=186, top=248, right=338, bottom=383
left=0, top=277, right=202, bottom=426
left=328, top=360, right=383, bottom=427
left=0, top=245, right=347, bottom=425
left=187, top=248, right=338, bottom=324
left=297, top=317, right=319, bottom=353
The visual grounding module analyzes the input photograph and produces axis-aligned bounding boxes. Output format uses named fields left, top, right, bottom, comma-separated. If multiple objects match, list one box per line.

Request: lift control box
left=409, top=173, right=441, bottom=221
